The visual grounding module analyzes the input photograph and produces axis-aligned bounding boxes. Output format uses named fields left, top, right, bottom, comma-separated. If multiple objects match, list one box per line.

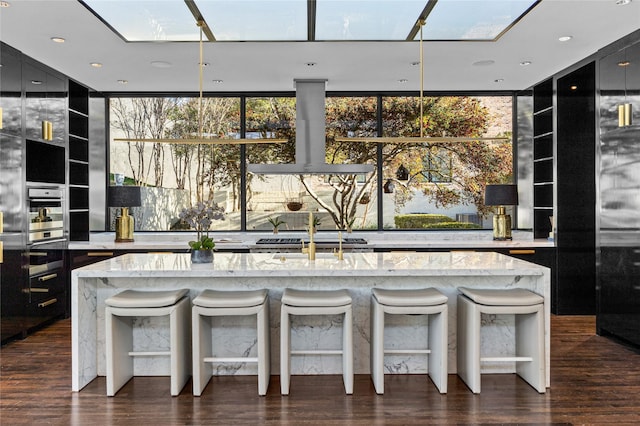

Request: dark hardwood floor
left=1, top=315, right=639, bottom=425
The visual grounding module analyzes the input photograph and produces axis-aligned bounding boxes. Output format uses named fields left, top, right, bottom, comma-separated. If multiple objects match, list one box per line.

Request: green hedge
left=394, top=214, right=481, bottom=229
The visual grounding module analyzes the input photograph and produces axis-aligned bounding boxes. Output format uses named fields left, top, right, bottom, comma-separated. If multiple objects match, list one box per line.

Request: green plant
left=267, top=216, right=286, bottom=229
left=189, top=235, right=215, bottom=250
left=179, top=201, right=225, bottom=250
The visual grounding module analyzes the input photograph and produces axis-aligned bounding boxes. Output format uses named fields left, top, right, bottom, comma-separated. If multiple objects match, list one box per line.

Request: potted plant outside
left=267, top=216, right=286, bottom=234
left=179, top=201, right=225, bottom=263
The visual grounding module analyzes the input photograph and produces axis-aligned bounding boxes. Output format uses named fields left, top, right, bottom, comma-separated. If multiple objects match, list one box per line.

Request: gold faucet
left=334, top=231, right=344, bottom=261
left=302, top=212, right=316, bottom=260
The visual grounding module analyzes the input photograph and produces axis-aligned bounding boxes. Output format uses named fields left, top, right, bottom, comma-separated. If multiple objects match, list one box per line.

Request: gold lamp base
left=492, top=206, right=512, bottom=241
left=115, top=207, right=135, bottom=243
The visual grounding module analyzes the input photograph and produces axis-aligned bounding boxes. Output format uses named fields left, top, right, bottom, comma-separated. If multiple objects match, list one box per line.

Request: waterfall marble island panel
left=71, top=252, right=550, bottom=392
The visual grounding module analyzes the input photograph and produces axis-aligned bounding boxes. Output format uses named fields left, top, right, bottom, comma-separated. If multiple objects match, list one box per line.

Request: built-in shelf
left=68, top=80, right=90, bottom=241
left=532, top=78, right=554, bottom=239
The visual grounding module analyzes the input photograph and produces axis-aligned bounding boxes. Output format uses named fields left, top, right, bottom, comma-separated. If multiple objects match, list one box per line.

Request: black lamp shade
left=485, top=184, right=518, bottom=206
left=109, top=186, right=142, bottom=207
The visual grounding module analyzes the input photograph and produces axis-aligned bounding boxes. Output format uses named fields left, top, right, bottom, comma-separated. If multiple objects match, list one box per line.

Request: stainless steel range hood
left=247, top=79, right=374, bottom=175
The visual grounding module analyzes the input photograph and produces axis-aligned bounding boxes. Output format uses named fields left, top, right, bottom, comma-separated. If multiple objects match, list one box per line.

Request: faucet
left=302, top=212, right=316, bottom=260
left=334, top=230, right=344, bottom=261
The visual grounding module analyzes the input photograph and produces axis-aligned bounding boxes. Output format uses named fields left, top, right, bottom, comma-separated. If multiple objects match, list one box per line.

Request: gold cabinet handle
left=38, top=273, right=58, bottom=282
left=87, top=252, right=114, bottom=257
left=30, top=288, right=50, bottom=293
left=38, top=298, right=58, bottom=308
left=509, top=249, right=536, bottom=255
left=41, top=120, right=53, bottom=140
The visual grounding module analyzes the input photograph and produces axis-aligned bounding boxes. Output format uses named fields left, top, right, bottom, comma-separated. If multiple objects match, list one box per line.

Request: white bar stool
left=280, top=288, right=353, bottom=395
left=457, top=287, right=546, bottom=394
left=192, top=289, right=270, bottom=396
left=105, top=288, right=190, bottom=396
left=370, top=287, right=448, bottom=394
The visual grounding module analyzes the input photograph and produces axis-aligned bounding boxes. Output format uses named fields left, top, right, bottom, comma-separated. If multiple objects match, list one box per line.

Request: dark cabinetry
left=23, top=61, right=66, bottom=145
left=0, top=250, right=27, bottom=343
left=598, top=246, right=640, bottom=347
left=0, top=45, right=23, bottom=137
left=25, top=248, right=67, bottom=328
left=1, top=248, right=67, bottom=345
left=555, top=62, right=597, bottom=314
left=597, top=36, right=640, bottom=348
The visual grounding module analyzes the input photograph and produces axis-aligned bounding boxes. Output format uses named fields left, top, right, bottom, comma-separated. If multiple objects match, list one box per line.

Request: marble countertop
left=68, top=230, right=554, bottom=251
left=72, top=251, right=548, bottom=279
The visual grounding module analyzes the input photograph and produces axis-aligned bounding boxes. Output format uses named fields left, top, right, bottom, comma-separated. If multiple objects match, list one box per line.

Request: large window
left=108, top=94, right=511, bottom=233
left=109, top=97, right=241, bottom=231
left=380, top=95, right=513, bottom=229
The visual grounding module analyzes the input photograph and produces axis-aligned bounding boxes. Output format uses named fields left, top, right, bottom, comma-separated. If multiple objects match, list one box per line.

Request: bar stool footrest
left=481, top=356, right=534, bottom=362
left=291, top=350, right=343, bottom=355
left=384, top=349, right=432, bottom=355
left=203, top=356, right=259, bottom=363
left=128, top=351, right=171, bottom=357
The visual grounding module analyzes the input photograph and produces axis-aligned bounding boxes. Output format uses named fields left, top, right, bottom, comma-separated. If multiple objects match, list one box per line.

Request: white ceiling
left=1, top=0, right=639, bottom=93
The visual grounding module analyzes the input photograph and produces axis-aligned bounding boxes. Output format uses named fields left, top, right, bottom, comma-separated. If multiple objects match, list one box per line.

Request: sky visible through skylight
left=82, top=0, right=538, bottom=42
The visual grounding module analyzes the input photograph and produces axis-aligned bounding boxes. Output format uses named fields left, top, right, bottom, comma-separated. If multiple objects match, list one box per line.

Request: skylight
left=81, top=0, right=539, bottom=42
left=315, top=1, right=426, bottom=41
left=419, top=0, right=538, bottom=41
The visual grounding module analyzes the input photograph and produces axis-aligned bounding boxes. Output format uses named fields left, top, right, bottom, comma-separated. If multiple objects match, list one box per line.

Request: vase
left=191, top=249, right=213, bottom=263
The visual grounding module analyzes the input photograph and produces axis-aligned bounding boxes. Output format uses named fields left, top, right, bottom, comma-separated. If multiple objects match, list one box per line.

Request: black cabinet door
left=0, top=250, right=28, bottom=344
left=23, top=62, right=66, bottom=145
left=23, top=62, right=47, bottom=142
left=0, top=46, right=22, bottom=137
left=597, top=246, right=640, bottom=347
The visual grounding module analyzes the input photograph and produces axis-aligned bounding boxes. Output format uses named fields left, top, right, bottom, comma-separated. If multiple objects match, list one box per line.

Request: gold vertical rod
left=0, top=107, right=3, bottom=129
left=419, top=19, right=424, bottom=138
left=198, top=20, right=204, bottom=139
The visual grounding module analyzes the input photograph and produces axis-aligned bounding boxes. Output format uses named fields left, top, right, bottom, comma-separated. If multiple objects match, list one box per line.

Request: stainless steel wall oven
left=28, top=187, right=65, bottom=245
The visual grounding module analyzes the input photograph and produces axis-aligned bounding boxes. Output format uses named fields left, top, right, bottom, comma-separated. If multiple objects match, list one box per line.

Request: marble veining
left=72, top=252, right=550, bottom=391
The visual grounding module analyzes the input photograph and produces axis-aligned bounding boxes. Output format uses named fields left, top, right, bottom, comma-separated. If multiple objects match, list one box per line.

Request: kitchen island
left=72, top=251, right=550, bottom=392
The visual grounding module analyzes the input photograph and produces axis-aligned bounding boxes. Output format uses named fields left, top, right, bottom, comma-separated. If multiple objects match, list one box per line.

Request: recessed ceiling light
left=558, top=36, right=573, bottom=42
left=520, top=61, right=532, bottom=66
left=616, top=0, right=632, bottom=5
left=617, top=61, right=631, bottom=67
left=51, top=37, right=65, bottom=43
left=151, top=61, right=172, bottom=69
left=31, top=80, right=43, bottom=85
left=90, top=62, right=103, bottom=68
left=117, top=80, right=128, bottom=84
left=494, top=78, right=504, bottom=83
left=570, top=85, right=578, bottom=91
left=398, top=79, right=408, bottom=83
left=305, top=62, right=317, bottom=67
left=472, top=60, right=495, bottom=67
left=212, top=79, right=223, bottom=83
left=0, top=1, right=11, bottom=8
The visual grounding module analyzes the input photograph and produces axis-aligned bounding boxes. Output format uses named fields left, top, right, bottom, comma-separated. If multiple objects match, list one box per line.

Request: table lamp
left=484, top=184, right=518, bottom=241
left=108, top=186, right=141, bottom=243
